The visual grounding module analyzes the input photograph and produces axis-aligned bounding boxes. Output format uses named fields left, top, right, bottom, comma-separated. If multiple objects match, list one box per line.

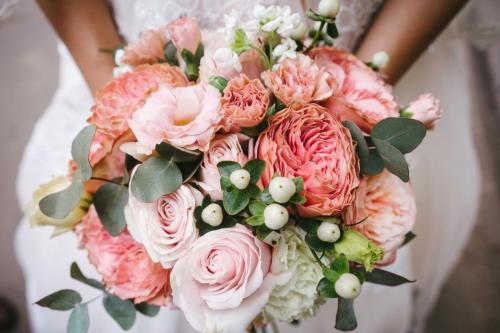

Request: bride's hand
left=355, top=0, right=468, bottom=84
left=36, top=0, right=122, bottom=95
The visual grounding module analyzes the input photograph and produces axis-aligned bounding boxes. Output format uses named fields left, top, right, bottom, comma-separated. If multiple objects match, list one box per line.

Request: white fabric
left=15, top=0, right=479, bottom=332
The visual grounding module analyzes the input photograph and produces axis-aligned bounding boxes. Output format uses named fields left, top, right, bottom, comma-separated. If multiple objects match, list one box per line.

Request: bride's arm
left=36, top=0, right=122, bottom=94
left=355, top=0, right=468, bottom=84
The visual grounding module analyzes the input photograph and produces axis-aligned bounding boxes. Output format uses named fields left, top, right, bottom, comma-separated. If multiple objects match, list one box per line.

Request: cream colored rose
left=264, top=227, right=323, bottom=322
left=26, top=176, right=92, bottom=236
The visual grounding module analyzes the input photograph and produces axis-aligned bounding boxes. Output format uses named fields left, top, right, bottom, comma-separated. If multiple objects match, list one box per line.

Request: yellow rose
left=25, top=176, right=92, bottom=236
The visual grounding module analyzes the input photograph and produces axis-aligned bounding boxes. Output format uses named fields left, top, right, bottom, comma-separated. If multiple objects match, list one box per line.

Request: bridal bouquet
left=29, top=1, right=443, bottom=332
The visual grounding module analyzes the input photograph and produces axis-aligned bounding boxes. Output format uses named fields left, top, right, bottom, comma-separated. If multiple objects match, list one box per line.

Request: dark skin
left=36, top=0, right=468, bottom=93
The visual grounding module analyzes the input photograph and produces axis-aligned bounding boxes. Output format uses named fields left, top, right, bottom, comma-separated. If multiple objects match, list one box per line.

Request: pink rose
left=198, top=134, right=250, bottom=200
left=166, top=17, right=201, bottom=54
left=170, top=225, right=275, bottom=332
left=406, top=93, right=443, bottom=129
left=88, top=64, right=189, bottom=165
left=310, top=47, right=399, bottom=132
left=128, top=83, right=222, bottom=154
left=256, top=104, right=360, bottom=217
left=261, top=54, right=333, bottom=106
left=76, top=207, right=171, bottom=305
left=121, top=28, right=168, bottom=67
left=221, top=74, right=271, bottom=132
left=344, top=171, right=416, bottom=266
left=125, top=183, right=203, bottom=268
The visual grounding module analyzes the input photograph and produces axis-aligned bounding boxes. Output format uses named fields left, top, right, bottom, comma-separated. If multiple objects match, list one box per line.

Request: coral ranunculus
left=256, top=104, right=360, bottom=217
left=221, top=74, right=271, bottom=132
left=88, top=64, right=189, bottom=165
left=170, top=225, right=276, bottom=333
left=261, top=54, right=333, bottom=106
left=344, top=171, right=417, bottom=265
left=128, top=83, right=222, bottom=154
left=76, top=207, right=171, bottom=305
left=310, top=47, right=399, bottom=132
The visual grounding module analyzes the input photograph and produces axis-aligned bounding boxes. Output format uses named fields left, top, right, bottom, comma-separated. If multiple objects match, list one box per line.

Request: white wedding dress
left=15, top=0, right=480, bottom=332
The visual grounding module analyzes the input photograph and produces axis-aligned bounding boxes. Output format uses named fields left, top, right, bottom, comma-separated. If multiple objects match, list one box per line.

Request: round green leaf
left=243, top=159, right=266, bottom=184
left=103, top=294, right=136, bottom=330
left=223, top=188, right=250, bottom=215
left=36, top=289, right=82, bottom=311
left=39, top=178, right=84, bottom=220
left=371, top=117, right=426, bottom=154
left=343, top=121, right=369, bottom=165
left=70, top=262, right=104, bottom=290
left=331, top=254, right=349, bottom=274
left=71, top=125, right=96, bottom=180
left=217, top=161, right=241, bottom=177
left=130, top=157, right=182, bottom=203
left=326, top=22, right=339, bottom=39
left=249, top=201, right=266, bottom=216
left=163, top=41, right=179, bottom=66
left=323, top=267, right=341, bottom=283
left=373, top=139, right=409, bottom=182
left=317, top=278, right=337, bottom=298
left=135, top=303, right=161, bottom=317
left=94, top=182, right=129, bottom=236
left=361, top=149, right=384, bottom=175
left=68, top=304, right=90, bottom=333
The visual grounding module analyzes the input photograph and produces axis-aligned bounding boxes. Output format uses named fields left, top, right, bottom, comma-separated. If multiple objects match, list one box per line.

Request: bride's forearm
left=355, top=0, right=468, bottom=84
left=36, top=0, right=122, bottom=94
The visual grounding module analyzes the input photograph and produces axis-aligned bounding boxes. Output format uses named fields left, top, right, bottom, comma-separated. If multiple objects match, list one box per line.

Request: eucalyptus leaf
left=155, top=142, right=201, bottom=162
left=317, top=278, right=337, bottom=298
left=361, top=149, right=384, bottom=175
left=35, top=289, right=82, bottom=311
left=71, top=125, right=96, bottom=180
left=39, top=178, right=84, bottom=219
left=131, top=156, right=183, bottom=202
left=177, top=158, right=203, bottom=182
left=135, top=303, right=160, bottom=317
left=70, top=262, right=104, bottom=290
left=223, top=188, right=250, bottom=215
left=362, top=268, right=415, bottom=286
left=94, top=182, right=129, bottom=236
left=373, top=139, right=409, bottom=182
left=67, top=304, right=90, bottom=333
left=343, top=121, right=369, bottom=165
left=164, top=41, right=179, bottom=66
left=335, top=298, right=358, bottom=331
left=243, top=159, right=266, bottom=184
left=103, top=294, right=136, bottom=330
left=371, top=117, right=426, bottom=154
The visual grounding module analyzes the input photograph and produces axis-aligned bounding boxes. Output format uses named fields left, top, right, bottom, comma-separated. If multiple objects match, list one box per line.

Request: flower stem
left=83, top=293, right=104, bottom=305
left=251, top=45, right=272, bottom=70
left=305, top=21, right=326, bottom=53
left=308, top=244, right=327, bottom=269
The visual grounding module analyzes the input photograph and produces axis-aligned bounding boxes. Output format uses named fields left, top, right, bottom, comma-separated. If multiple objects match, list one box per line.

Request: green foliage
left=372, top=138, right=409, bottom=181
left=317, top=278, right=337, bottom=298
left=103, top=294, right=136, bottom=330
left=164, top=41, right=179, bottom=66
left=371, top=117, right=426, bottom=154
left=223, top=187, right=250, bottom=215
left=362, top=149, right=384, bottom=175
left=243, top=159, right=266, bottom=184
left=354, top=268, right=415, bottom=286
left=70, top=262, right=104, bottom=290
left=40, top=125, right=96, bottom=219
left=181, top=44, right=204, bottom=81
left=323, top=267, right=341, bottom=283
left=297, top=218, right=335, bottom=252
left=68, top=304, right=90, bottom=333
left=230, top=28, right=252, bottom=54
left=135, top=303, right=161, bottom=317
left=402, top=231, right=416, bottom=246
left=208, top=76, right=228, bottom=93
left=217, top=161, right=241, bottom=177
left=94, top=182, right=129, bottom=236
left=335, top=298, right=358, bottom=331
left=35, top=289, right=82, bottom=311
left=331, top=254, right=349, bottom=274
left=194, top=196, right=237, bottom=235
left=305, top=9, right=335, bottom=23
left=326, top=22, right=339, bottom=38
left=255, top=224, right=273, bottom=241
left=342, top=121, right=369, bottom=168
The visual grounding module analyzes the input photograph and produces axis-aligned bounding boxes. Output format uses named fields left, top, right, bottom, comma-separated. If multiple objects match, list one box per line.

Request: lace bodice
left=110, top=0, right=385, bottom=52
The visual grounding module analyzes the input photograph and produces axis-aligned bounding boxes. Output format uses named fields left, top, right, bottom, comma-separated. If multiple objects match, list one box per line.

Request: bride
left=15, top=0, right=478, bottom=332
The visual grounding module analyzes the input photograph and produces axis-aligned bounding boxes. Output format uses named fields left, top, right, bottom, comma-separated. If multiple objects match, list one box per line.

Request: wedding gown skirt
left=15, top=1, right=479, bottom=332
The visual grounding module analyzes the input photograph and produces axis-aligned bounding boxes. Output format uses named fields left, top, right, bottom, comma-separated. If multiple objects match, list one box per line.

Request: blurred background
left=0, top=0, right=499, bottom=332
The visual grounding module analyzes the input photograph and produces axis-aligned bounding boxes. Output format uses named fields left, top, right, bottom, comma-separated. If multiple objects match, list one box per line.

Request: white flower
left=264, top=227, right=323, bottom=322
left=250, top=5, right=302, bottom=38
left=224, top=10, right=240, bottom=44
left=272, top=38, right=297, bottom=64
left=112, top=65, right=133, bottom=77
left=213, top=47, right=242, bottom=72
left=371, top=51, right=390, bottom=69
left=114, top=48, right=125, bottom=65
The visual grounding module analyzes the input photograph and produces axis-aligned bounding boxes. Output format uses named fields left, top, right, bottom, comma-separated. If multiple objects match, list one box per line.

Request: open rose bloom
left=30, top=4, right=443, bottom=333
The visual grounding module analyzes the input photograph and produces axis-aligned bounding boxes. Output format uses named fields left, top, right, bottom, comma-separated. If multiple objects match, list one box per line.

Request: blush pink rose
left=221, top=74, right=271, bottom=132
left=261, top=54, right=333, bottom=106
left=125, top=183, right=203, bottom=268
left=256, top=104, right=360, bottom=217
left=406, top=93, right=443, bottom=129
left=170, top=224, right=276, bottom=333
left=344, top=171, right=417, bottom=266
left=198, top=134, right=250, bottom=200
left=121, top=29, right=168, bottom=67
left=166, top=17, right=202, bottom=54
left=128, top=83, right=222, bottom=154
left=88, top=64, right=189, bottom=165
left=76, top=207, right=171, bottom=305
left=310, top=47, right=399, bottom=132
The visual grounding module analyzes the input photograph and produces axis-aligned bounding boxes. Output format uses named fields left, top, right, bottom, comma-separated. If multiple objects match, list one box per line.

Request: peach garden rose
left=256, top=104, right=360, bottom=217
left=170, top=224, right=276, bottom=332
left=310, top=47, right=399, bottom=132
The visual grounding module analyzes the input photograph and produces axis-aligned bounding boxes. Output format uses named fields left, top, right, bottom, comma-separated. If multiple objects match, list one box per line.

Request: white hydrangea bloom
left=264, top=227, right=323, bottom=322
left=272, top=37, right=298, bottom=64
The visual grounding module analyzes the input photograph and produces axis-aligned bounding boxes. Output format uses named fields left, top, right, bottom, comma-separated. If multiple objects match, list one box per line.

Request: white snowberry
left=264, top=204, right=289, bottom=230
left=317, top=222, right=341, bottom=243
left=201, top=203, right=224, bottom=227
left=371, top=51, right=390, bottom=69
left=335, top=273, right=362, bottom=299
left=318, top=0, right=340, bottom=18
left=230, top=169, right=251, bottom=190
left=268, top=177, right=296, bottom=203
